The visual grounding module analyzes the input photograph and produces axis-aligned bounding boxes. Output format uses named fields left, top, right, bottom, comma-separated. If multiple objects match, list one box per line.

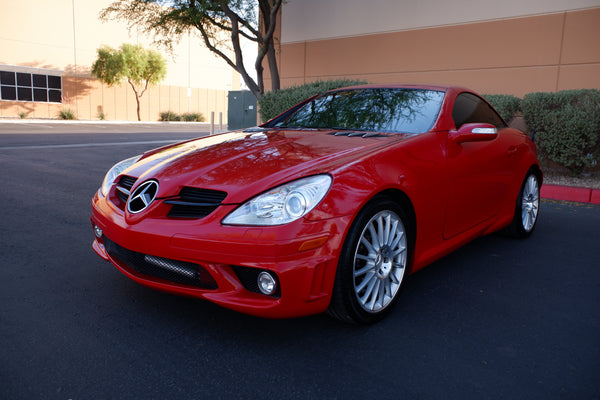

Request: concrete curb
left=541, top=184, right=600, bottom=205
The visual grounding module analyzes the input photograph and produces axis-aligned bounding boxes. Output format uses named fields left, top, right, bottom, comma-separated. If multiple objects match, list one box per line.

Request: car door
left=443, top=92, right=513, bottom=239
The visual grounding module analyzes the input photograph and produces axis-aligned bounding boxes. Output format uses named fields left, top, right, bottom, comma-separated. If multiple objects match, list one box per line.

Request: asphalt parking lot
left=1, top=122, right=599, bottom=400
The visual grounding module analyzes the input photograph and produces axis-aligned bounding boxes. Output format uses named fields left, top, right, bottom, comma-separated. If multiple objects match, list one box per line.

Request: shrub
left=160, top=111, right=205, bottom=122
left=160, top=111, right=181, bottom=121
left=58, top=108, right=77, bottom=120
left=483, top=94, right=521, bottom=122
left=258, top=78, right=368, bottom=122
left=522, top=89, right=600, bottom=175
left=181, top=112, right=205, bottom=122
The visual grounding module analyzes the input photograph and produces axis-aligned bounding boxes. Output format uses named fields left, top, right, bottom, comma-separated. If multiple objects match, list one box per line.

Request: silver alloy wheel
left=521, top=174, right=540, bottom=232
left=353, top=210, right=407, bottom=313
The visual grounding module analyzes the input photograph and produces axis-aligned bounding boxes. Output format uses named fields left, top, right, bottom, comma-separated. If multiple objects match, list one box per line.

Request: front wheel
left=508, top=171, right=540, bottom=238
left=328, top=197, right=411, bottom=324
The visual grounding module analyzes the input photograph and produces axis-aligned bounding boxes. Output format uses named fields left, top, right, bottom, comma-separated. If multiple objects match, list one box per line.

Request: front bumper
left=91, top=191, right=350, bottom=318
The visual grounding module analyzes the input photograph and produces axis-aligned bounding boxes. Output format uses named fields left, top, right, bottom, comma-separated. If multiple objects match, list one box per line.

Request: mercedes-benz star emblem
left=127, top=180, right=159, bottom=214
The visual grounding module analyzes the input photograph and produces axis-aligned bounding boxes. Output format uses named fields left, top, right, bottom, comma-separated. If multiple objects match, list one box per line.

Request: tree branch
left=203, top=13, right=259, bottom=42
left=100, top=0, right=281, bottom=98
left=220, top=4, right=261, bottom=97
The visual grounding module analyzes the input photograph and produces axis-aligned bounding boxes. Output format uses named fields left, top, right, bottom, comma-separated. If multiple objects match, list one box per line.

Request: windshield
left=270, top=88, right=445, bottom=134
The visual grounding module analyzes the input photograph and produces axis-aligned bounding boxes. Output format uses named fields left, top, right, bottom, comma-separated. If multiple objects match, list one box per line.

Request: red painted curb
left=591, top=189, right=600, bottom=205
left=541, top=184, right=600, bottom=205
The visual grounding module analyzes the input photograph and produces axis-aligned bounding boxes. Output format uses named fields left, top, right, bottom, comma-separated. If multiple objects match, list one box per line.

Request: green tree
left=100, top=0, right=282, bottom=99
left=91, top=43, right=167, bottom=121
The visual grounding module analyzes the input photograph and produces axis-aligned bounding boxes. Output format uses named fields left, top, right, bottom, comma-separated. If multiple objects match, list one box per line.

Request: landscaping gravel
left=543, top=170, right=600, bottom=189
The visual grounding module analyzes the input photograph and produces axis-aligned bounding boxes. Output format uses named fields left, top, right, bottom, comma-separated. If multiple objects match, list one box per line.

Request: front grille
left=103, top=237, right=217, bottom=289
left=165, top=187, right=228, bottom=219
left=116, top=175, right=137, bottom=204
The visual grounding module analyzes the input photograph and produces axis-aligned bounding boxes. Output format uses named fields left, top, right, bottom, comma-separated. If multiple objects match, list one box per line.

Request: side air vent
left=165, top=187, right=228, bottom=219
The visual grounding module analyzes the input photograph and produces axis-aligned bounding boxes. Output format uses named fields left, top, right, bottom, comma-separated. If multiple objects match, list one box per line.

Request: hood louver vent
left=330, top=131, right=387, bottom=138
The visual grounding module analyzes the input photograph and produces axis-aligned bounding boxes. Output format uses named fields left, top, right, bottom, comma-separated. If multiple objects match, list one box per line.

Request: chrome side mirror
left=449, top=123, right=498, bottom=143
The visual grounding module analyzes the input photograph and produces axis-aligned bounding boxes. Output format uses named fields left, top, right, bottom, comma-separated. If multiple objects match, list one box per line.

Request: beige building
left=270, top=0, right=600, bottom=97
left=0, top=0, right=241, bottom=120
left=4, top=0, right=599, bottom=121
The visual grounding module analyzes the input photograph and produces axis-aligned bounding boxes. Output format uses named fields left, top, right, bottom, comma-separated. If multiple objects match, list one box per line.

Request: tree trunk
left=135, top=95, right=141, bottom=121
left=258, top=0, right=282, bottom=96
left=266, top=42, right=279, bottom=92
left=128, top=80, right=142, bottom=121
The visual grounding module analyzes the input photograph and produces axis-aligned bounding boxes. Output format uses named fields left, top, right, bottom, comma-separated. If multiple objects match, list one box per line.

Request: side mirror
left=449, top=123, right=498, bottom=143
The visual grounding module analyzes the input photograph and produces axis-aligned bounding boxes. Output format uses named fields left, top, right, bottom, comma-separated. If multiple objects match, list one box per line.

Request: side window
left=452, top=93, right=506, bottom=129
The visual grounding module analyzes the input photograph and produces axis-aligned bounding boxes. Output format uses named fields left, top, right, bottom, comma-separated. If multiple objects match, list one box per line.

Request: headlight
left=100, top=155, right=142, bottom=197
left=222, top=175, right=332, bottom=226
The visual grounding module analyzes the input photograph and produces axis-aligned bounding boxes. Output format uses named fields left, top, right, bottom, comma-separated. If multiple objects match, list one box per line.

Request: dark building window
left=1, top=71, right=16, bottom=86
left=33, top=74, right=47, bottom=88
left=0, top=68, right=62, bottom=103
left=48, top=90, right=62, bottom=103
left=48, top=75, right=61, bottom=89
left=1, top=85, right=16, bottom=101
left=34, top=88, right=48, bottom=102
left=17, top=87, right=33, bottom=101
left=17, top=72, right=32, bottom=87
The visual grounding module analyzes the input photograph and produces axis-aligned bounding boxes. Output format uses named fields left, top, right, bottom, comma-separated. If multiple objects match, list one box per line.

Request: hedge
left=522, top=89, right=600, bottom=175
left=259, top=82, right=600, bottom=176
left=258, top=78, right=367, bottom=122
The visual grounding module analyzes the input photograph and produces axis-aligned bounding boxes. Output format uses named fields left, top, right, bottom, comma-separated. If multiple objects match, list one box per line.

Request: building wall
left=0, top=77, right=229, bottom=121
left=273, top=0, right=600, bottom=97
left=0, top=0, right=240, bottom=120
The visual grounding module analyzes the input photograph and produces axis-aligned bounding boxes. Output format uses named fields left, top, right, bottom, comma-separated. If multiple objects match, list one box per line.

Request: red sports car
left=91, top=84, right=541, bottom=323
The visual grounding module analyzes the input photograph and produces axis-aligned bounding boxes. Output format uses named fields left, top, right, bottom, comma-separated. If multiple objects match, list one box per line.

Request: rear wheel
left=328, top=197, right=411, bottom=324
left=508, top=171, right=540, bottom=238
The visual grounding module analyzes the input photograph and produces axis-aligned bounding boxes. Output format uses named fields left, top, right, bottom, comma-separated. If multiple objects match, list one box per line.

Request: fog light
left=93, top=225, right=103, bottom=239
left=257, top=271, right=276, bottom=295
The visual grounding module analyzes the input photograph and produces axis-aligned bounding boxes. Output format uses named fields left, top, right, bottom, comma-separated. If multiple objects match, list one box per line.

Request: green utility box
left=228, top=90, right=257, bottom=130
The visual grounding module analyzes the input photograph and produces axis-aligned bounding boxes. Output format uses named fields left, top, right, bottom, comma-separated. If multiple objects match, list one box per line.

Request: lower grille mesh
left=103, top=237, right=217, bottom=289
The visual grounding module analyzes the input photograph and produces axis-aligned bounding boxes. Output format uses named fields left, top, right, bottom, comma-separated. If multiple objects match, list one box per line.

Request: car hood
left=126, top=128, right=408, bottom=202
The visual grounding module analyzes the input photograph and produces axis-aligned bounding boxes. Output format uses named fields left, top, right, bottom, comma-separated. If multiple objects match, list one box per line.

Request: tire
left=508, top=171, right=540, bottom=238
left=328, top=196, right=411, bottom=324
